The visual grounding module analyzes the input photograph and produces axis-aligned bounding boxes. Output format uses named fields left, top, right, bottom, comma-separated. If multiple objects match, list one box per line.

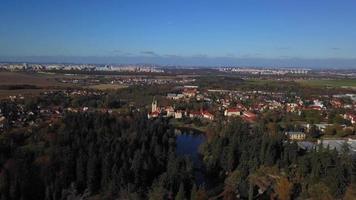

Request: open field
left=244, top=79, right=277, bottom=85
left=0, top=71, right=74, bottom=99
left=0, top=71, right=69, bottom=87
left=298, top=79, right=356, bottom=88
left=88, top=84, right=128, bottom=90
left=242, top=79, right=356, bottom=90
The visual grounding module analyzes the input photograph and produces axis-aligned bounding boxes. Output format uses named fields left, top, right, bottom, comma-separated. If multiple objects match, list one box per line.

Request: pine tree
left=175, top=182, right=185, bottom=200
left=196, top=186, right=208, bottom=200
left=148, top=182, right=167, bottom=200
left=190, top=184, right=197, bottom=200
left=86, top=153, right=100, bottom=194
left=0, top=169, right=9, bottom=200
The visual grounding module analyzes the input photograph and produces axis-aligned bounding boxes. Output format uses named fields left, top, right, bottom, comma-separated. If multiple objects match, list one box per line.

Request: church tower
left=152, top=97, right=157, bottom=113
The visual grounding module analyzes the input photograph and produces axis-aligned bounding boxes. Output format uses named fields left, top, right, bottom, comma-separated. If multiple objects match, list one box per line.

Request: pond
left=175, top=130, right=207, bottom=186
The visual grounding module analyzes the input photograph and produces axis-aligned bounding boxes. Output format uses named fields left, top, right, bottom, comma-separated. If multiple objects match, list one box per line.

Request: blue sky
left=0, top=0, right=356, bottom=67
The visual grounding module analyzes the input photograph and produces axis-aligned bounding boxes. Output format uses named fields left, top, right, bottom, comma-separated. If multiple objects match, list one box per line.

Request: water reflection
left=175, top=130, right=206, bottom=185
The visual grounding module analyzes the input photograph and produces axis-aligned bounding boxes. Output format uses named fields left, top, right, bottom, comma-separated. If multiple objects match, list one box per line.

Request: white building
left=175, top=111, right=183, bottom=119
left=224, top=108, right=242, bottom=117
left=285, top=131, right=306, bottom=140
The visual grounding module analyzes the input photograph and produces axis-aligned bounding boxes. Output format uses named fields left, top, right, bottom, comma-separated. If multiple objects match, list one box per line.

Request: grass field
left=298, top=79, right=356, bottom=88
left=244, top=79, right=356, bottom=89
left=245, top=79, right=277, bottom=85
left=88, top=84, right=128, bottom=90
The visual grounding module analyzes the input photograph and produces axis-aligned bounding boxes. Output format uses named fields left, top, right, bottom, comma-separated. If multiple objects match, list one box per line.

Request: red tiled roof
left=243, top=111, right=256, bottom=118
left=149, top=111, right=160, bottom=116
left=304, top=105, right=322, bottom=110
left=202, top=111, right=214, bottom=117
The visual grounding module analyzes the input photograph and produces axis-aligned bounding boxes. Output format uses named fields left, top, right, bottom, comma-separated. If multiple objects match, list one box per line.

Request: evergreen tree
left=175, top=182, right=185, bottom=200
left=190, top=184, right=197, bottom=200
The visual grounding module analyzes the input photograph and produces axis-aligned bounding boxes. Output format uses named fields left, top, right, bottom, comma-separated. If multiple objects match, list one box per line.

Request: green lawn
left=245, top=79, right=277, bottom=85
left=88, top=83, right=128, bottom=90
left=247, top=79, right=356, bottom=89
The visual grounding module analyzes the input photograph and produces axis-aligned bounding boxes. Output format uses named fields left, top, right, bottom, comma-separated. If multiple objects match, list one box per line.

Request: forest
left=200, top=118, right=355, bottom=199
left=0, top=111, right=355, bottom=199
left=0, top=112, right=197, bottom=199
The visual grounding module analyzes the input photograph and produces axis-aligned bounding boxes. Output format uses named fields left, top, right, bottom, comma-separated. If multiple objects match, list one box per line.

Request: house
left=243, top=111, right=257, bottom=122
left=203, top=97, right=212, bottom=102
left=285, top=131, right=306, bottom=140
left=344, top=113, right=356, bottom=124
left=66, top=107, right=79, bottom=113
left=174, top=94, right=184, bottom=100
left=0, top=116, right=5, bottom=128
left=196, top=94, right=204, bottom=101
left=268, top=101, right=283, bottom=110
left=221, top=100, right=230, bottom=108
left=305, top=105, right=323, bottom=111
left=301, top=123, right=333, bottom=133
left=313, top=99, right=324, bottom=108
left=182, top=88, right=197, bottom=98
left=189, top=111, right=202, bottom=118
left=305, top=100, right=325, bottom=111
left=235, top=103, right=245, bottom=109
left=224, top=108, right=242, bottom=117
left=202, top=111, right=214, bottom=120
left=286, top=103, right=298, bottom=112
left=297, top=141, right=316, bottom=151
left=165, top=106, right=175, bottom=117
left=183, top=85, right=198, bottom=89
left=148, top=111, right=160, bottom=119
left=175, top=111, right=183, bottom=119
left=167, top=93, right=177, bottom=99
left=330, top=99, right=343, bottom=108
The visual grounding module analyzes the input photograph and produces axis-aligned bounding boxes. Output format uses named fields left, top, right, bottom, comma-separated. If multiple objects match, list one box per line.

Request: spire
left=152, top=97, right=157, bottom=113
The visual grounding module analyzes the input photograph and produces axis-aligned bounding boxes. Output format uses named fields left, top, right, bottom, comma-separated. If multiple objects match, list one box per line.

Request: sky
left=0, top=0, right=356, bottom=67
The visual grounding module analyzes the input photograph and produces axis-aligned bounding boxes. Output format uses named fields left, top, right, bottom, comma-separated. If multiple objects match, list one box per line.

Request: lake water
left=176, top=132, right=206, bottom=185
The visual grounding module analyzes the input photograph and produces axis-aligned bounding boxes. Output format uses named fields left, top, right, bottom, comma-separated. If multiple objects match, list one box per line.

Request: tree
left=223, top=169, right=241, bottom=200
left=86, top=154, right=100, bottom=194
left=175, top=183, right=185, bottom=200
left=308, top=182, right=333, bottom=200
left=0, top=170, right=9, bottom=200
left=275, top=177, right=292, bottom=200
left=61, top=183, right=90, bottom=200
left=196, top=186, right=208, bottom=200
left=324, top=125, right=342, bottom=136
left=148, top=182, right=167, bottom=200
left=266, top=122, right=278, bottom=136
left=308, top=125, right=320, bottom=138
left=190, top=184, right=197, bottom=200
left=344, top=184, right=356, bottom=200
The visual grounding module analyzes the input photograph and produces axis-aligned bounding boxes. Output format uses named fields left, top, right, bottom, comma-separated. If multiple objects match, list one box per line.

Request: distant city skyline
left=1, top=0, right=356, bottom=67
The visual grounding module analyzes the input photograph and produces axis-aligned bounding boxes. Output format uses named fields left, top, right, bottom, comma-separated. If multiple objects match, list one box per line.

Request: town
left=2, top=66, right=356, bottom=199
left=2, top=0, right=356, bottom=199
left=1, top=67, right=356, bottom=154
